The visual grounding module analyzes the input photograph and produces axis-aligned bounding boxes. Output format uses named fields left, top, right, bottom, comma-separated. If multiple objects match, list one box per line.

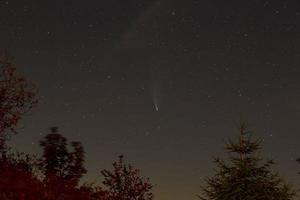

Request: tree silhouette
left=40, top=127, right=69, bottom=178
left=0, top=57, right=37, bottom=152
left=39, top=127, right=87, bottom=199
left=198, top=122, right=295, bottom=200
left=67, top=141, right=87, bottom=186
left=0, top=56, right=41, bottom=199
left=101, top=155, right=153, bottom=200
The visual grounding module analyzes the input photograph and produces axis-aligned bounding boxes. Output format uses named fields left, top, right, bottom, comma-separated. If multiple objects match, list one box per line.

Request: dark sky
left=1, top=0, right=300, bottom=199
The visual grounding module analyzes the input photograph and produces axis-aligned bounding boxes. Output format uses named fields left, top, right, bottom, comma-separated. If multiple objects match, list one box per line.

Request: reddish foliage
left=0, top=153, right=43, bottom=200
left=0, top=153, right=105, bottom=200
left=0, top=58, right=37, bottom=149
left=0, top=154, right=153, bottom=200
left=101, top=156, right=153, bottom=200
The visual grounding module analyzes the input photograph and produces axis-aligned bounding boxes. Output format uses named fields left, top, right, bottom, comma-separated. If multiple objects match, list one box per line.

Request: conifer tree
left=199, top=122, right=295, bottom=200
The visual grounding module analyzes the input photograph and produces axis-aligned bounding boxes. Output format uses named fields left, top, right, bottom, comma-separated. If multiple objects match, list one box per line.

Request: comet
left=153, top=96, right=159, bottom=111
left=152, top=68, right=161, bottom=112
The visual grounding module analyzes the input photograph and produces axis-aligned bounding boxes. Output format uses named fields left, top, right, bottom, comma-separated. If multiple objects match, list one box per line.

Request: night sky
left=1, top=0, right=300, bottom=199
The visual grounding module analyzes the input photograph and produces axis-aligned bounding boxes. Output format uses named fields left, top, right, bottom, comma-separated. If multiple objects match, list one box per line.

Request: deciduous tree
left=39, top=127, right=87, bottom=199
left=0, top=58, right=37, bottom=151
left=101, top=155, right=153, bottom=200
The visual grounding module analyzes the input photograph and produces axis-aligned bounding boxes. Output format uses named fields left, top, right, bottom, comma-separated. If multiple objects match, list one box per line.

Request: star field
left=1, top=1, right=300, bottom=200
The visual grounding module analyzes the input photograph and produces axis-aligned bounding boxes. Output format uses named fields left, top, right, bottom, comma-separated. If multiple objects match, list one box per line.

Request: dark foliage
left=0, top=151, right=43, bottom=200
left=39, top=127, right=87, bottom=199
left=198, top=122, right=296, bottom=200
left=0, top=58, right=37, bottom=151
left=101, top=155, right=153, bottom=200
